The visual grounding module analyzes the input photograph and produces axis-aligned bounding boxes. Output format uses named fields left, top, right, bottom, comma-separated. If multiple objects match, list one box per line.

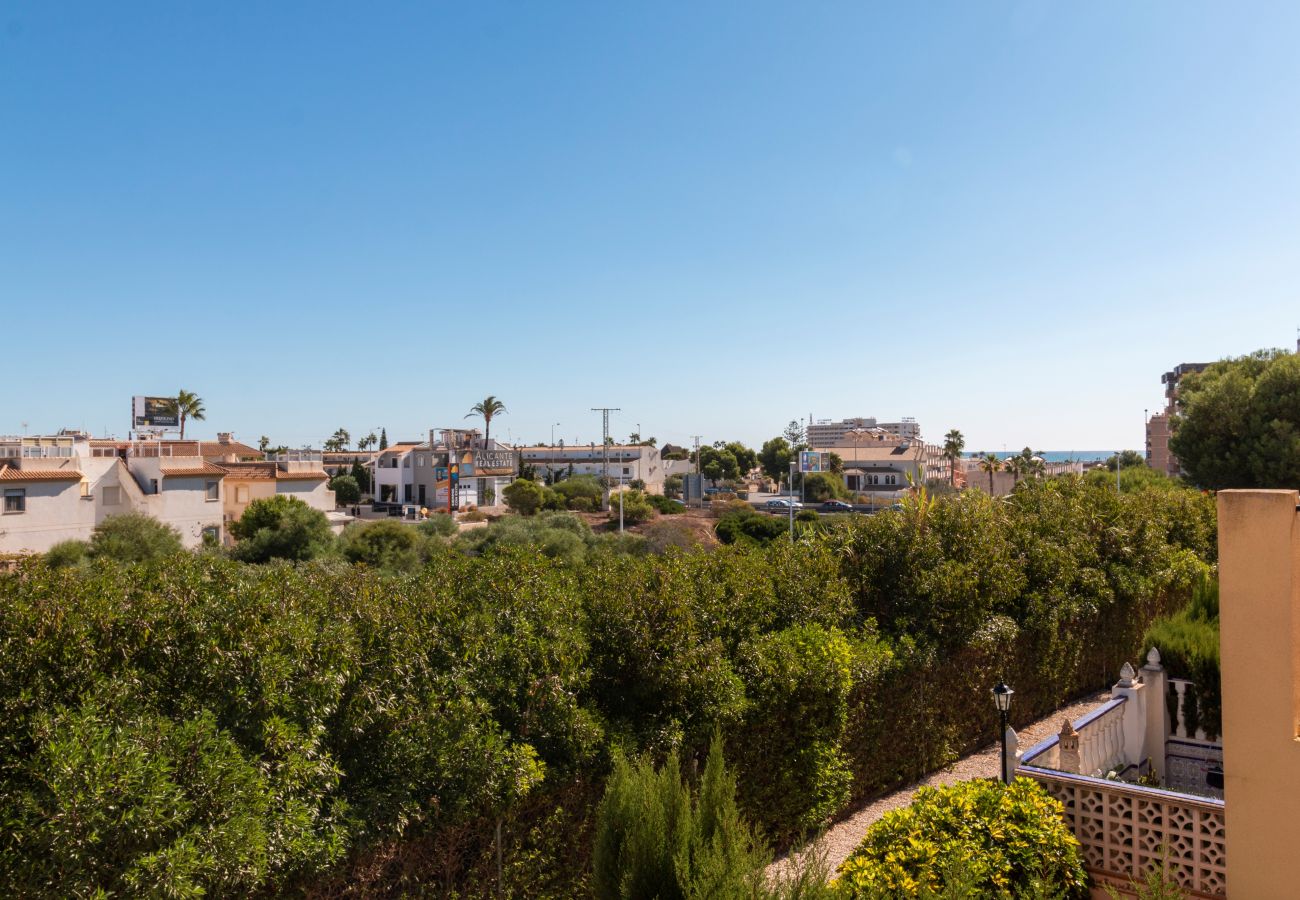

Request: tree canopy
left=1169, top=349, right=1300, bottom=489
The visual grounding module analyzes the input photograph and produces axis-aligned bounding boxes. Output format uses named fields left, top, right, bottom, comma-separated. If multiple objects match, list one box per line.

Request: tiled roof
left=276, top=471, right=329, bottom=481
left=160, top=463, right=228, bottom=477
left=0, top=465, right=83, bottom=481
left=217, top=463, right=277, bottom=480
left=217, top=462, right=328, bottom=481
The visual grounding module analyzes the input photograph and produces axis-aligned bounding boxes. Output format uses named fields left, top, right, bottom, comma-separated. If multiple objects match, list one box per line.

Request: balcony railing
left=1019, top=766, right=1225, bottom=898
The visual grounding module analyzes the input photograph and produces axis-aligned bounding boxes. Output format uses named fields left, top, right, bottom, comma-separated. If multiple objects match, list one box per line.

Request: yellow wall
left=1218, top=489, right=1300, bottom=899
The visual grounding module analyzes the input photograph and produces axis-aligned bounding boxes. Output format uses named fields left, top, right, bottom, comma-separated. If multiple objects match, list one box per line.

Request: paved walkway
left=767, top=691, right=1110, bottom=882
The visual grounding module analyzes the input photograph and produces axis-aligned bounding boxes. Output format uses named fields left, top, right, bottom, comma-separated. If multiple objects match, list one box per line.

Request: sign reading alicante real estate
left=132, top=396, right=180, bottom=429
left=473, top=449, right=516, bottom=474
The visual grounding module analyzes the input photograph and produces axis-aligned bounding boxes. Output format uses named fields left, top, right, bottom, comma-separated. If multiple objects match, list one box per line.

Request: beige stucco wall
left=1218, top=489, right=1300, bottom=899
left=222, top=478, right=277, bottom=529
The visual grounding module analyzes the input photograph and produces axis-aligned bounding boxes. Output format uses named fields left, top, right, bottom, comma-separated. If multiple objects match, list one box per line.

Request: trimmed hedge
left=0, top=477, right=1215, bottom=895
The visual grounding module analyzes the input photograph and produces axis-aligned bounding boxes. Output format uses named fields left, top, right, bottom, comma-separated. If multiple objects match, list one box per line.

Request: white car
left=764, top=498, right=803, bottom=511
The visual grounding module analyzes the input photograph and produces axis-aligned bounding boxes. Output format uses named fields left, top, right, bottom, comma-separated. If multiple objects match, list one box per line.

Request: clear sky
left=3, top=2, right=1298, bottom=452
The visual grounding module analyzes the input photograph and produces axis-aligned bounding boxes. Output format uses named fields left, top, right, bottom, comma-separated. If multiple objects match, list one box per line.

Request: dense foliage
left=838, top=779, right=1087, bottom=898
left=329, top=473, right=362, bottom=505
left=1, top=476, right=1214, bottom=895
left=1144, top=575, right=1221, bottom=738
left=1169, top=348, right=1300, bottom=489
left=593, top=735, right=773, bottom=900
left=229, top=495, right=334, bottom=563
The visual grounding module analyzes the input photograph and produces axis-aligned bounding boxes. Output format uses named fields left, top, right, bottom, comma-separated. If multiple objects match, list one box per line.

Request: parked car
left=765, top=498, right=803, bottom=511
left=820, top=499, right=854, bottom=513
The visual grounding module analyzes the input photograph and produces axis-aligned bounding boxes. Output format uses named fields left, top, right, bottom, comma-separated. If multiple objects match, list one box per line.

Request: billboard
left=799, top=451, right=826, bottom=474
left=133, top=396, right=179, bottom=428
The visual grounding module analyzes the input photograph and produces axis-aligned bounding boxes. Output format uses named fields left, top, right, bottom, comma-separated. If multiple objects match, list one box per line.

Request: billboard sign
left=799, top=451, right=825, bottom=474
left=133, top=396, right=179, bottom=429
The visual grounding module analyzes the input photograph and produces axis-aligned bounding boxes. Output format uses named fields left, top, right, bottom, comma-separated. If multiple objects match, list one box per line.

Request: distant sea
left=964, top=450, right=1115, bottom=463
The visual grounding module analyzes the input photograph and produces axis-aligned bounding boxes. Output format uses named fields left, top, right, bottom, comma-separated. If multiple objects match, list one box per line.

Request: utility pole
left=592, top=407, right=620, bottom=510
left=788, top=460, right=797, bottom=541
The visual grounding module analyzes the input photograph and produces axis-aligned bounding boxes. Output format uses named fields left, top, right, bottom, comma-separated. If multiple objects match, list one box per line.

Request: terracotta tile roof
left=276, top=471, right=329, bottom=481
left=0, top=465, right=83, bottom=482
left=160, top=463, right=228, bottom=477
left=217, top=463, right=277, bottom=480
left=217, top=462, right=328, bottom=481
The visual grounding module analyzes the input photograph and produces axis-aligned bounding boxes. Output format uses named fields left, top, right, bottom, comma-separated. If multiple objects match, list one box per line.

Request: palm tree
left=1003, top=455, right=1023, bottom=486
left=324, top=428, right=350, bottom=452
left=466, top=396, right=507, bottom=444
left=942, top=429, right=965, bottom=486
left=978, top=452, right=1001, bottom=493
left=357, top=432, right=378, bottom=451
left=172, top=389, right=205, bottom=440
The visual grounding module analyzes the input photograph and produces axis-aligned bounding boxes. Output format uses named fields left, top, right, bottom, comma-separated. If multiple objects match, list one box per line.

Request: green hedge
left=0, top=477, right=1215, bottom=895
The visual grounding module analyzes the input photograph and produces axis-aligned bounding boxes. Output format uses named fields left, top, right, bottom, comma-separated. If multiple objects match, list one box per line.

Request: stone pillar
left=1111, top=661, right=1149, bottom=773
left=1141, top=646, right=1168, bottom=782
left=1058, top=719, right=1081, bottom=774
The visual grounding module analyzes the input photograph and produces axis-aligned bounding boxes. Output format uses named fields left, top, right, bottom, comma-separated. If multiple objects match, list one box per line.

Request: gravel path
left=767, top=691, right=1110, bottom=882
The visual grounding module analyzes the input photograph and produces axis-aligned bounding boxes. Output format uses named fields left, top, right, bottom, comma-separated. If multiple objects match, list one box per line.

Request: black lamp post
left=992, top=682, right=1014, bottom=784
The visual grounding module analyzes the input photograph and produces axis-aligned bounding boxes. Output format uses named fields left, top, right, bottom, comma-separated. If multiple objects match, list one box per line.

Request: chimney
left=217, top=432, right=233, bottom=444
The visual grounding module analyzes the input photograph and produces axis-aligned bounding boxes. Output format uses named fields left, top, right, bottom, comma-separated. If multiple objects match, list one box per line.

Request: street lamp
left=992, top=682, right=1014, bottom=784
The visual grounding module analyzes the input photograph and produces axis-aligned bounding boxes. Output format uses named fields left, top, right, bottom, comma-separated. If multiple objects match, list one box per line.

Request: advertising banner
left=799, top=451, right=825, bottom=474
left=133, top=396, right=179, bottom=428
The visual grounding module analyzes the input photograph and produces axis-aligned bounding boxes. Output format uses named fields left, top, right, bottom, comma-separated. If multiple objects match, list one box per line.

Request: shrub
left=641, top=520, right=703, bottom=554
left=89, top=512, right=184, bottom=563
left=664, top=473, right=684, bottom=499
left=44, top=539, right=90, bottom=569
left=716, top=508, right=787, bottom=547
left=837, top=779, right=1087, bottom=899
left=329, top=474, right=361, bottom=506
left=609, top=489, right=656, bottom=525
left=592, top=734, right=771, bottom=899
left=646, top=493, right=686, bottom=515
left=1144, top=575, right=1220, bottom=737
left=802, top=473, right=852, bottom=503
left=418, top=512, right=458, bottom=537
left=339, top=520, right=421, bottom=572
left=552, top=475, right=603, bottom=509
left=229, top=495, right=334, bottom=563
left=503, top=479, right=545, bottom=516
left=732, top=625, right=854, bottom=840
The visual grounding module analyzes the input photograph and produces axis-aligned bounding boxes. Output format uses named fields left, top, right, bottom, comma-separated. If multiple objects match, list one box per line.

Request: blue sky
left=3, top=2, right=1298, bottom=452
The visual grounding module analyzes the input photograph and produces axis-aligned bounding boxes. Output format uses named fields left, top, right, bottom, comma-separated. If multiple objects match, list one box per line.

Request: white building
left=0, top=434, right=226, bottom=553
left=519, top=443, right=666, bottom=493
left=805, top=417, right=920, bottom=448
left=0, top=433, right=336, bottom=555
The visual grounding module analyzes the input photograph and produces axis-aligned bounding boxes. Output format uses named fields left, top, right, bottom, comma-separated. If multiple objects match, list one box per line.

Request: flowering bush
left=838, top=779, right=1087, bottom=899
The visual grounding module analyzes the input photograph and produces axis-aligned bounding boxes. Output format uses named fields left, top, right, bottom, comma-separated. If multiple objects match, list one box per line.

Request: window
left=102, top=485, right=121, bottom=506
left=205, top=481, right=219, bottom=501
left=623, top=467, right=631, bottom=475
left=417, top=456, right=425, bottom=466
left=3, top=488, right=25, bottom=513
left=236, top=485, right=249, bottom=503
left=80, top=479, right=91, bottom=498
